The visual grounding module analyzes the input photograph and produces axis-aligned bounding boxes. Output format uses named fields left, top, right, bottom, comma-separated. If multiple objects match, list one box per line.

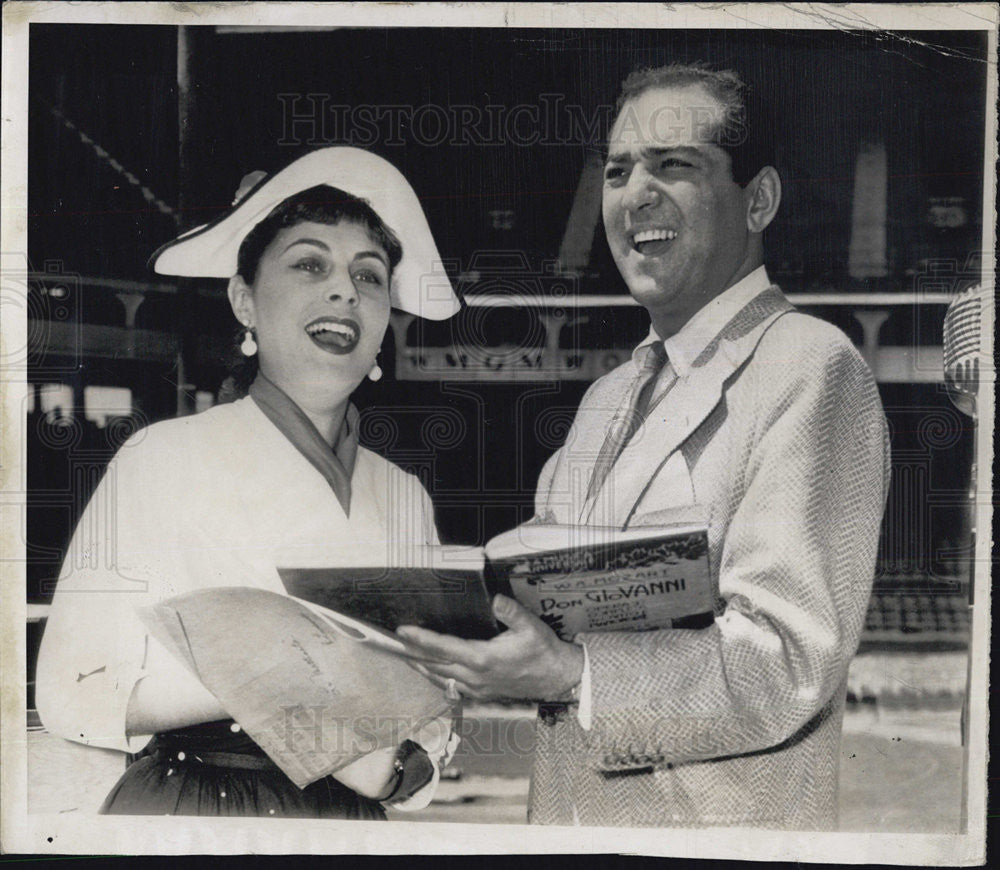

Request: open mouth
left=630, top=227, right=678, bottom=256
left=304, top=317, right=360, bottom=354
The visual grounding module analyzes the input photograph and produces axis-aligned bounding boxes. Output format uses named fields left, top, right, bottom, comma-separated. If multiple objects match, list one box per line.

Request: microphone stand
left=942, top=284, right=992, bottom=835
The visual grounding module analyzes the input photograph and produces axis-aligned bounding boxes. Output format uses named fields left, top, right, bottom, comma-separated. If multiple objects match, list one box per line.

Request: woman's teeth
left=305, top=318, right=360, bottom=353
left=306, top=321, right=357, bottom=340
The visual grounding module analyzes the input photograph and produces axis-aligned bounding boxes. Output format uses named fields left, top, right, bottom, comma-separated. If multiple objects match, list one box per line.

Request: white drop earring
left=368, top=356, right=383, bottom=382
left=240, top=325, right=258, bottom=357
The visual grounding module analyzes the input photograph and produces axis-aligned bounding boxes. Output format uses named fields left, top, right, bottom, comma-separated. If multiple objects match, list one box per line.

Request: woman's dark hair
left=236, top=183, right=403, bottom=284
left=223, top=184, right=403, bottom=399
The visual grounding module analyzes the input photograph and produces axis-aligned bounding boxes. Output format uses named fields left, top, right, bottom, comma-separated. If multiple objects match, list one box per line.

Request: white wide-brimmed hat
left=150, top=146, right=460, bottom=320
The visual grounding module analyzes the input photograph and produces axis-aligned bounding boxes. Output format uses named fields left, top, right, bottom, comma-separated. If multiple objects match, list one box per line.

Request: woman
left=35, top=147, right=462, bottom=818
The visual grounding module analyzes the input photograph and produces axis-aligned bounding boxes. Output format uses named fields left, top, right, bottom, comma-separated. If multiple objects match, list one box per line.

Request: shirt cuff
left=36, top=626, right=153, bottom=755
left=575, top=641, right=592, bottom=731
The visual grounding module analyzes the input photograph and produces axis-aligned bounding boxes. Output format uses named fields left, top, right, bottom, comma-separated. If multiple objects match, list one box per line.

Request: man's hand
left=396, top=594, right=585, bottom=702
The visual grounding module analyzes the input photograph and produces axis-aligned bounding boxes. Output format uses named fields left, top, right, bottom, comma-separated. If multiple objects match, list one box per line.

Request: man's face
left=602, top=84, right=756, bottom=335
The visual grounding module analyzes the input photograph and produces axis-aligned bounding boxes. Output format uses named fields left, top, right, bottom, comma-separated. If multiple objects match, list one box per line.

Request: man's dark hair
left=615, top=62, right=772, bottom=186
left=236, top=184, right=403, bottom=285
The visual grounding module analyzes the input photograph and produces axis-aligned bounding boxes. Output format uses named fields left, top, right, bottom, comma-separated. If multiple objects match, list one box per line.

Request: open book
left=138, top=587, right=452, bottom=789
left=276, top=506, right=713, bottom=643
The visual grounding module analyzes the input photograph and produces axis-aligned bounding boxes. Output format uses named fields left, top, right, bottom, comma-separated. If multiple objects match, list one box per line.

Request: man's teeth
left=633, top=228, right=678, bottom=244
left=306, top=322, right=357, bottom=338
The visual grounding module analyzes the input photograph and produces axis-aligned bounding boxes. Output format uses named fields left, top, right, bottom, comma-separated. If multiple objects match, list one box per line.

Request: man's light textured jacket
left=530, top=286, right=891, bottom=829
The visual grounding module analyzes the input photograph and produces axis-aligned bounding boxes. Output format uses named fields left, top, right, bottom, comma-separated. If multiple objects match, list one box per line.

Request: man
left=399, top=63, right=890, bottom=829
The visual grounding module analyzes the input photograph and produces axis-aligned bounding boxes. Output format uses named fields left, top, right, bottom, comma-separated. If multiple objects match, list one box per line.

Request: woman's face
left=230, top=219, right=392, bottom=401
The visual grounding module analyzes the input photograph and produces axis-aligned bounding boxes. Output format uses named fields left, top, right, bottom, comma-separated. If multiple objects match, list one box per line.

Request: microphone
left=940, top=284, right=989, bottom=603
left=943, top=284, right=991, bottom=419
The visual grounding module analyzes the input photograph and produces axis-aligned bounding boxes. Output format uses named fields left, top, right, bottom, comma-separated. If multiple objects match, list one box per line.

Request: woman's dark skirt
left=99, top=720, right=386, bottom=820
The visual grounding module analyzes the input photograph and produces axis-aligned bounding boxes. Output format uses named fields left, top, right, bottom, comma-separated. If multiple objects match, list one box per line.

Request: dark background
left=28, top=26, right=987, bottom=284
left=25, top=24, right=987, bottom=602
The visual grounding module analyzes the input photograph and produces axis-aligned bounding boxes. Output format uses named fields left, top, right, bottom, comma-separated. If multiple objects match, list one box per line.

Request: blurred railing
left=27, top=272, right=954, bottom=384
left=391, top=291, right=951, bottom=382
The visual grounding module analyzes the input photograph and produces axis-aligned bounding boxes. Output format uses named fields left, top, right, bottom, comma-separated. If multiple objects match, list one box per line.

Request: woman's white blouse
left=35, top=397, right=440, bottom=753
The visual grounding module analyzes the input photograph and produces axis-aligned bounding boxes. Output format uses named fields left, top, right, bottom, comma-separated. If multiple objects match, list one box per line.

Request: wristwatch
left=377, top=739, right=435, bottom=803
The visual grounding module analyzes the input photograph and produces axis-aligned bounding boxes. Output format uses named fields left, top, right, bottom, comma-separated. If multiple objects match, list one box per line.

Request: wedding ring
left=445, top=677, right=461, bottom=701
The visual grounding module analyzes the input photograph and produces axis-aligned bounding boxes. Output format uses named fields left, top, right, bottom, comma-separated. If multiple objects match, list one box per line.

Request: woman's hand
left=330, top=745, right=399, bottom=799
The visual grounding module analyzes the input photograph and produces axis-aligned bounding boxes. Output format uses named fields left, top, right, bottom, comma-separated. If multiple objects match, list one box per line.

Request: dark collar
left=249, top=373, right=359, bottom=516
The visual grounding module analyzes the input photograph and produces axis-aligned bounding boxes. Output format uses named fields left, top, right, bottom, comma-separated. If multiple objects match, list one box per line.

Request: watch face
left=383, top=742, right=436, bottom=804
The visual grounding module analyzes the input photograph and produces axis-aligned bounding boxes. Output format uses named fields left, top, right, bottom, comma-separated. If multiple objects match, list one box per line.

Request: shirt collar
left=631, top=266, right=772, bottom=377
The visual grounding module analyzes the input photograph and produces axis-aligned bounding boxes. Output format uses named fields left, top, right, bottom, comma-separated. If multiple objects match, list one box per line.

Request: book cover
left=270, top=509, right=712, bottom=651
left=275, top=545, right=499, bottom=639
left=485, top=518, right=714, bottom=641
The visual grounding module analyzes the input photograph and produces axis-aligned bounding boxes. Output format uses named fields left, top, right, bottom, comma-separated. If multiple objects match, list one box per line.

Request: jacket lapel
left=596, top=286, right=794, bottom=526
left=549, top=367, right=636, bottom=522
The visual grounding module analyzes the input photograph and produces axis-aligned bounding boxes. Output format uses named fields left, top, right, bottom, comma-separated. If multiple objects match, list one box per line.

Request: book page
left=485, top=504, right=709, bottom=560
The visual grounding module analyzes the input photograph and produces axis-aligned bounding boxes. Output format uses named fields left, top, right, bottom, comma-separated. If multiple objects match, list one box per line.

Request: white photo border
left=1, top=2, right=994, bottom=862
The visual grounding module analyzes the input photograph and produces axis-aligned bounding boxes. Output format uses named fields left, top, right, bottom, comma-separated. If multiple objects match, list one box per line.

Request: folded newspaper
left=138, top=587, right=451, bottom=789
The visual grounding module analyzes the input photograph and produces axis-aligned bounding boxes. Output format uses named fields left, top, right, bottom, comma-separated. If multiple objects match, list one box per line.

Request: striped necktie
left=585, top=341, right=670, bottom=501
